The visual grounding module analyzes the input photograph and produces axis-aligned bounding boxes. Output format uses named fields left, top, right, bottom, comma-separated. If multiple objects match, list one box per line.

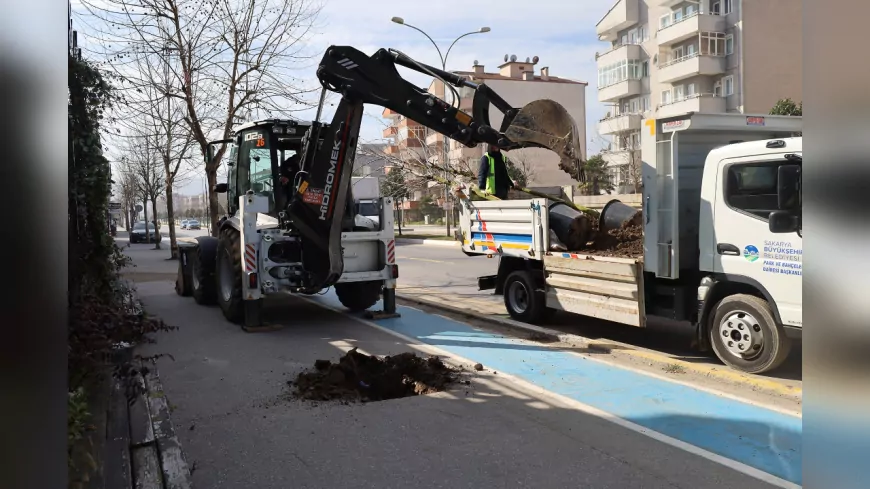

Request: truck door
left=712, top=155, right=802, bottom=327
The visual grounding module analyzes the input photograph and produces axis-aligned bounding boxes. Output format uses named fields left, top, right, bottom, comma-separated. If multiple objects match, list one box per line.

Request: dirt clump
left=290, top=348, right=461, bottom=402
left=570, top=215, right=644, bottom=258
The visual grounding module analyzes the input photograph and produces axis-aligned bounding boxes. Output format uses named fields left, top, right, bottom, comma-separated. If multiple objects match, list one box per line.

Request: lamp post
left=390, top=17, right=490, bottom=237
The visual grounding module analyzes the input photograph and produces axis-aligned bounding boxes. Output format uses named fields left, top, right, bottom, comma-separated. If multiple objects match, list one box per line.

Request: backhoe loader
left=174, top=45, right=583, bottom=330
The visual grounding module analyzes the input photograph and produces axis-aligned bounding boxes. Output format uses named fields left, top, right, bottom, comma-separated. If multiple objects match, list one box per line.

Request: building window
left=661, top=89, right=672, bottom=105
left=687, top=83, right=697, bottom=96
left=714, top=81, right=722, bottom=96
left=674, top=85, right=685, bottom=101
left=724, top=0, right=733, bottom=14
left=642, top=95, right=651, bottom=112
left=686, top=4, right=697, bottom=16
left=723, top=75, right=734, bottom=95
left=700, top=32, right=727, bottom=55
left=660, top=14, right=671, bottom=29
left=671, top=46, right=684, bottom=62
left=642, top=60, right=649, bottom=77
left=725, top=34, right=734, bottom=55
left=628, top=28, right=638, bottom=44
left=598, top=60, right=644, bottom=88
left=639, top=25, right=649, bottom=42
left=687, top=43, right=696, bottom=56
left=712, top=1, right=721, bottom=14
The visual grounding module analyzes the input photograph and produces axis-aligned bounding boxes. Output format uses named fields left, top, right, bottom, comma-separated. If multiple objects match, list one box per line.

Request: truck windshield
left=357, top=202, right=379, bottom=216
left=236, top=129, right=275, bottom=213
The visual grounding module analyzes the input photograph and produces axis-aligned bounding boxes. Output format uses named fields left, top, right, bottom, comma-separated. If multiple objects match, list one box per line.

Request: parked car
left=130, top=221, right=162, bottom=244
left=187, top=219, right=201, bottom=230
left=180, top=219, right=189, bottom=229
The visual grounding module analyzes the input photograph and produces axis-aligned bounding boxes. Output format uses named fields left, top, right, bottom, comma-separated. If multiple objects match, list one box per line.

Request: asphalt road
left=392, top=244, right=803, bottom=384
left=127, top=250, right=789, bottom=489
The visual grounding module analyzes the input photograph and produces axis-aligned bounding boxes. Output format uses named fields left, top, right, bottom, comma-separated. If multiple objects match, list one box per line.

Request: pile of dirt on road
left=290, top=348, right=461, bottom=402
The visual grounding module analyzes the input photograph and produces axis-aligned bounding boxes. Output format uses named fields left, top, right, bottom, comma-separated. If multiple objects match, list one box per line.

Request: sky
left=73, top=0, right=614, bottom=195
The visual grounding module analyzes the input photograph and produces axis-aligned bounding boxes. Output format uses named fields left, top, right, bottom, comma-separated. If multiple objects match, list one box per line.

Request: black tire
left=130, top=235, right=138, bottom=244
left=215, top=228, right=245, bottom=324
left=503, top=270, right=546, bottom=323
left=335, top=281, right=383, bottom=312
left=709, top=294, right=791, bottom=374
left=175, top=248, right=193, bottom=297
left=191, top=237, right=218, bottom=305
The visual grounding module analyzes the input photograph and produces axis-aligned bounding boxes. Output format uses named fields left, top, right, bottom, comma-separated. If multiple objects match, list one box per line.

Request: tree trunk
left=142, top=199, right=149, bottom=242
left=207, top=167, right=220, bottom=237
left=150, top=198, right=161, bottom=249
left=165, top=181, right=178, bottom=258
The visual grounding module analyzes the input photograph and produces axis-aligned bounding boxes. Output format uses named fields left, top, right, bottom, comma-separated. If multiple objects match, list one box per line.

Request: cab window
left=236, top=129, right=275, bottom=212
left=724, top=162, right=779, bottom=220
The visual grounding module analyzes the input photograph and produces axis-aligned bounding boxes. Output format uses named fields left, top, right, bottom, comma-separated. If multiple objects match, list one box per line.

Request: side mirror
left=777, top=164, right=801, bottom=211
left=768, top=210, right=800, bottom=234
left=213, top=183, right=228, bottom=193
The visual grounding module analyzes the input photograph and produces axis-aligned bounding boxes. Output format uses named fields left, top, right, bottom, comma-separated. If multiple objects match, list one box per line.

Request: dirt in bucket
left=289, top=348, right=462, bottom=402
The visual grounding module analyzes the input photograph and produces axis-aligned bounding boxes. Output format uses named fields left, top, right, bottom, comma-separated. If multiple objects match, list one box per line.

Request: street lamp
left=390, top=17, right=490, bottom=237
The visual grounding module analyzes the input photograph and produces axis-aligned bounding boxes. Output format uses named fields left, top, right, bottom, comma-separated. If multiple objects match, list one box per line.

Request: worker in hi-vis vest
left=477, top=144, right=517, bottom=199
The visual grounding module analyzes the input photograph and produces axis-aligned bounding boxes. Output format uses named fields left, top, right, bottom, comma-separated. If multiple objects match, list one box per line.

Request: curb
left=395, top=292, right=802, bottom=400
left=395, top=238, right=460, bottom=247
left=137, top=362, right=193, bottom=489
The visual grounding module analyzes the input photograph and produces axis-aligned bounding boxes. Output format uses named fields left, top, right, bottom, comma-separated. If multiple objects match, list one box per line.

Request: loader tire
left=191, top=237, right=218, bottom=305
left=216, top=227, right=245, bottom=324
left=335, top=281, right=383, bottom=312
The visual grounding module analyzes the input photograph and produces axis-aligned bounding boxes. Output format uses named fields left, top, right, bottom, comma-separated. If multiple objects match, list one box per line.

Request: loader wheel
left=709, top=294, right=791, bottom=374
left=175, top=248, right=192, bottom=297
left=335, top=281, right=383, bottom=312
left=503, top=270, right=546, bottom=324
left=216, top=227, right=245, bottom=324
left=191, top=243, right=217, bottom=305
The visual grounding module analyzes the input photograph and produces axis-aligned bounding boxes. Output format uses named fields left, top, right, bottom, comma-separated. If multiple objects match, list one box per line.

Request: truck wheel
left=215, top=228, right=245, bottom=324
left=191, top=239, right=218, bottom=305
left=503, top=270, right=546, bottom=324
left=335, top=281, right=382, bottom=312
left=709, top=294, right=791, bottom=374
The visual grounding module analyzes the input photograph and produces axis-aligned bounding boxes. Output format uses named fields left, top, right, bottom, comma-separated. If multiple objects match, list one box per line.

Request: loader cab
left=221, top=120, right=311, bottom=217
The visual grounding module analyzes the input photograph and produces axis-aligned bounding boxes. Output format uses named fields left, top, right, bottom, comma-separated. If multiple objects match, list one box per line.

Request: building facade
left=595, top=0, right=802, bottom=192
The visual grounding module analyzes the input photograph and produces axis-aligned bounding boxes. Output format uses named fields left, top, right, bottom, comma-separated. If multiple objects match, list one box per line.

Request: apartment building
left=595, top=0, right=802, bottom=192
left=411, top=57, right=587, bottom=187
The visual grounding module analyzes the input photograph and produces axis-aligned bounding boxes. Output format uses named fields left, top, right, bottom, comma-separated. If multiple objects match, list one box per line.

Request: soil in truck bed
left=290, top=348, right=462, bottom=402
left=568, top=214, right=644, bottom=259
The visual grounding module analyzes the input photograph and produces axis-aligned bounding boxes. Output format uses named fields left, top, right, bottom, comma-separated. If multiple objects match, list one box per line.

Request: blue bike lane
left=309, top=292, right=802, bottom=487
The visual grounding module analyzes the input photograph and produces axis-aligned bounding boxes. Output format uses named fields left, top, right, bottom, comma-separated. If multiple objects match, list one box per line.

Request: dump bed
left=458, top=198, right=647, bottom=327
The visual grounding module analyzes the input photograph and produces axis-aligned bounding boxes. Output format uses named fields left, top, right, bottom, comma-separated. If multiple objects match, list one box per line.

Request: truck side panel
left=459, top=199, right=546, bottom=259
left=543, top=254, right=646, bottom=327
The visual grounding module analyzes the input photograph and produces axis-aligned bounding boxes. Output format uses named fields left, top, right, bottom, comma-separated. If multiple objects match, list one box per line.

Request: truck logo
left=319, top=139, right=342, bottom=220
left=743, top=245, right=760, bottom=262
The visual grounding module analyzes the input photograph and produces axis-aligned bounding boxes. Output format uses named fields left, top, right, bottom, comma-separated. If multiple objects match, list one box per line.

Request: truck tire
left=709, top=294, right=791, bottom=374
left=215, top=227, right=245, bottom=324
left=335, top=281, right=382, bottom=312
left=503, top=270, right=546, bottom=324
left=191, top=238, right=218, bottom=305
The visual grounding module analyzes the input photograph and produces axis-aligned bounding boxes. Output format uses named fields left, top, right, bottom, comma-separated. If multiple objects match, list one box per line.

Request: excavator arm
left=286, top=45, right=582, bottom=290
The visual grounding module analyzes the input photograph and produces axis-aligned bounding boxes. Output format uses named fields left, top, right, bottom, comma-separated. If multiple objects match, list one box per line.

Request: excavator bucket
left=504, top=99, right=585, bottom=179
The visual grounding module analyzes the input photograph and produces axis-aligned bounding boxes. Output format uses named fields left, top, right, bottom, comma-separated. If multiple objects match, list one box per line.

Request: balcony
left=657, top=13, right=726, bottom=46
left=596, top=0, right=639, bottom=42
left=382, top=126, right=397, bottom=138
left=654, top=0, right=686, bottom=6
left=657, top=93, right=726, bottom=118
left=384, top=145, right=401, bottom=155
left=658, top=53, right=726, bottom=83
left=598, top=79, right=642, bottom=103
left=598, top=113, right=643, bottom=136
left=596, top=43, right=643, bottom=67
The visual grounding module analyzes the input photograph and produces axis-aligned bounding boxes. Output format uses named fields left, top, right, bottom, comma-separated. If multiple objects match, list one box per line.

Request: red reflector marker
left=248, top=273, right=258, bottom=288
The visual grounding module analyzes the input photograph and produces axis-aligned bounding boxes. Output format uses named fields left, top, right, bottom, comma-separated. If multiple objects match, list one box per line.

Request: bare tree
left=121, top=128, right=167, bottom=248
left=80, top=0, right=323, bottom=234
left=593, top=109, right=642, bottom=194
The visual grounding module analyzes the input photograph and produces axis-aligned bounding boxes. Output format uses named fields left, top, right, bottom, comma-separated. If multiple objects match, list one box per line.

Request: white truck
left=458, top=113, right=802, bottom=374
left=352, top=176, right=382, bottom=227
